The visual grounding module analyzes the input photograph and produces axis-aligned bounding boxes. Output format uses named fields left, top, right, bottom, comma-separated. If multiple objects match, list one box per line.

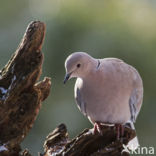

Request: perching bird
left=64, top=52, right=143, bottom=141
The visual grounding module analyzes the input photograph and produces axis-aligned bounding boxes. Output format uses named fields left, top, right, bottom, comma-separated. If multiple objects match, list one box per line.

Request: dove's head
left=64, top=52, right=95, bottom=84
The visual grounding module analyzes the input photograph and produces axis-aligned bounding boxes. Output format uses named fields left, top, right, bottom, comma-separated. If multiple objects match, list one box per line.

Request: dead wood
left=42, top=124, right=136, bottom=156
left=0, top=21, right=51, bottom=156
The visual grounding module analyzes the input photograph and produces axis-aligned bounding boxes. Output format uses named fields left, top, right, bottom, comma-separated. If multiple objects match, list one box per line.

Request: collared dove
left=64, top=52, right=143, bottom=142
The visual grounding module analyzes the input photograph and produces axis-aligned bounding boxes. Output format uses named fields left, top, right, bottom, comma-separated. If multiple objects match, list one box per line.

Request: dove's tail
left=125, top=122, right=139, bottom=150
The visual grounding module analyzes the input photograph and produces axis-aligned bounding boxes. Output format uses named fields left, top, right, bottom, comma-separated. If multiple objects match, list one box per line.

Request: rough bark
left=0, top=21, right=51, bottom=156
left=42, top=124, right=135, bottom=156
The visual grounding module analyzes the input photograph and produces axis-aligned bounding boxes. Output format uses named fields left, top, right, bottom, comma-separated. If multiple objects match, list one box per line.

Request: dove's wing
left=74, top=78, right=87, bottom=116
left=128, top=66, right=143, bottom=123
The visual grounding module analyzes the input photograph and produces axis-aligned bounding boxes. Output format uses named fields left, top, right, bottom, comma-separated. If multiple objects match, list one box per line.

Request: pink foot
left=115, top=124, right=125, bottom=140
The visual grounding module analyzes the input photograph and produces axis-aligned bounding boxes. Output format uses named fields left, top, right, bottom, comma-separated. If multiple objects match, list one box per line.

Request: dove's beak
left=63, top=73, right=72, bottom=84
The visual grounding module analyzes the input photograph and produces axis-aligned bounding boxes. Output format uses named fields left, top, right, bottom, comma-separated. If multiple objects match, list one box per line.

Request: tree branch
left=42, top=124, right=135, bottom=156
left=0, top=21, right=51, bottom=156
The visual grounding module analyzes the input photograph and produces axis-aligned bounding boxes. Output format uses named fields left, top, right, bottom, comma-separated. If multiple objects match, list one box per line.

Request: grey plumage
left=64, top=51, right=143, bottom=129
left=75, top=87, right=87, bottom=116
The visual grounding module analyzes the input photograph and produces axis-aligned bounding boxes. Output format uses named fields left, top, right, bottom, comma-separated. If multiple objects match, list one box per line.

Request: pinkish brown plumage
left=64, top=52, right=143, bottom=147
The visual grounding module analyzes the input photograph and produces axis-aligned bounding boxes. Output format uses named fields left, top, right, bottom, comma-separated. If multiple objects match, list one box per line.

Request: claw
left=93, top=122, right=103, bottom=135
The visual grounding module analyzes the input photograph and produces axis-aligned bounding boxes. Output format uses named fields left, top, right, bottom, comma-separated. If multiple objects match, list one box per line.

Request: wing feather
left=75, top=87, right=87, bottom=116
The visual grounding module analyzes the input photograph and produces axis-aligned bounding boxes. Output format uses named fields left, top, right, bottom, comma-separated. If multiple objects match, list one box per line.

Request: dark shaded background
left=0, top=0, right=155, bottom=155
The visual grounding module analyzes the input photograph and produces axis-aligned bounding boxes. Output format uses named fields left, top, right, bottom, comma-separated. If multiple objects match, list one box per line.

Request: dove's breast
left=74, top=59, right=143, bottom=124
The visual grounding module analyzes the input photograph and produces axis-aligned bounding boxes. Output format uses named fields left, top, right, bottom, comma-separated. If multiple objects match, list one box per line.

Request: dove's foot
left=115, top=124, right=124, bottom=140
left=93, top=122, right=103, bottom=135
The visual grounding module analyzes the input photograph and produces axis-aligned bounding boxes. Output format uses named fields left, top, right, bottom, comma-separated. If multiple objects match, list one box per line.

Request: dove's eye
left=77, top=64, right=81, bottom=68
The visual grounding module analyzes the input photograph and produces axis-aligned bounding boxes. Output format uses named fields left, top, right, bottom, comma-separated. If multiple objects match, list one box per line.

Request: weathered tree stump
left=0, top=21, right=51, bottom=156
left=42, top=124, right=135, bottom=156
left=0, top=21, right=136, bottom=156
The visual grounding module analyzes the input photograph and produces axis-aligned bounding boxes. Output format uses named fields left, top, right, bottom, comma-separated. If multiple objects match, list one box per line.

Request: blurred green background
left=0, top=0, right=156, bottom=155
